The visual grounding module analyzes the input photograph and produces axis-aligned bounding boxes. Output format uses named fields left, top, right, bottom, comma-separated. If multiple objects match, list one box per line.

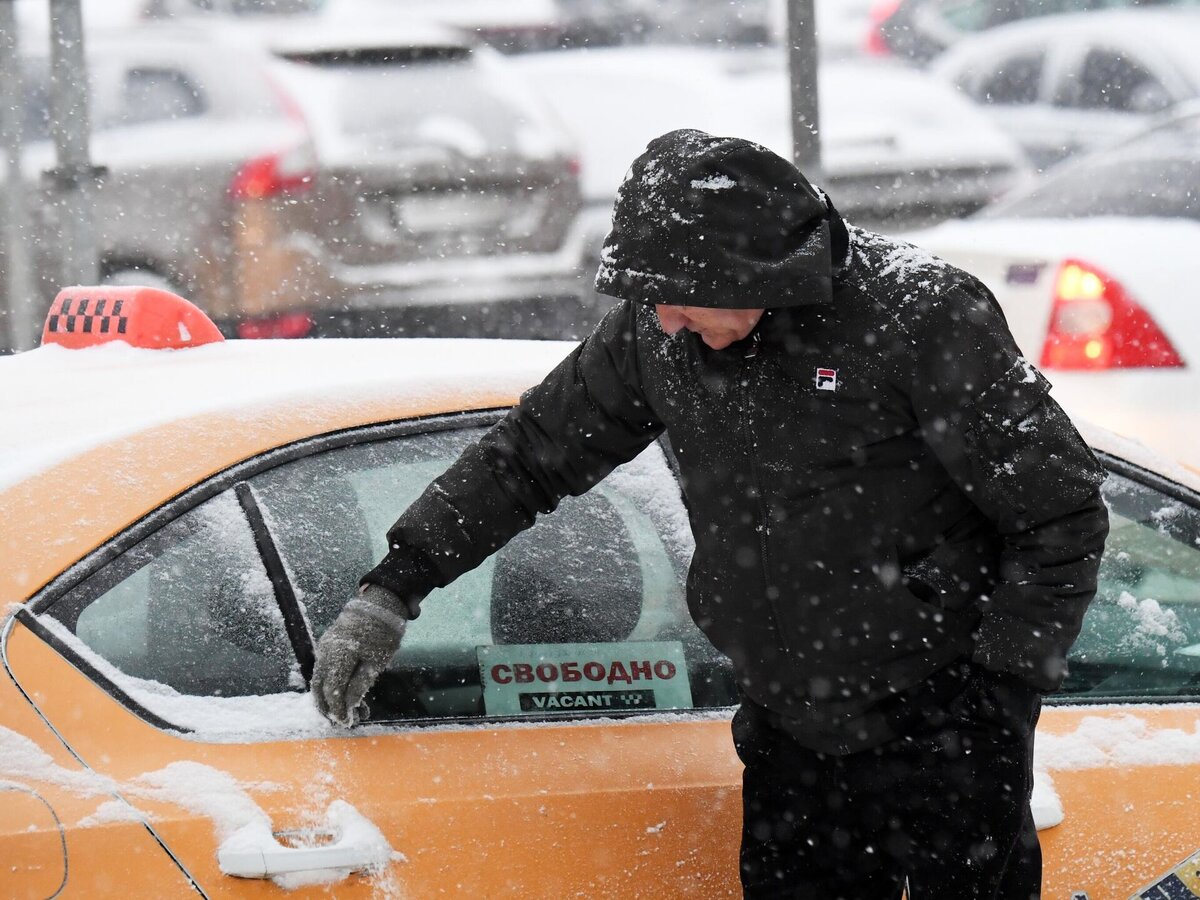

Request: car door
left=5, top=414, right=744, bottom=897
left=1039, top=456, right=1200, bottom=899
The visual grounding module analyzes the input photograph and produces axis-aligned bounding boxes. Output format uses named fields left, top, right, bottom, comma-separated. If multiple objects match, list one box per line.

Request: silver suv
left=2, top=22, right=586, bottom=349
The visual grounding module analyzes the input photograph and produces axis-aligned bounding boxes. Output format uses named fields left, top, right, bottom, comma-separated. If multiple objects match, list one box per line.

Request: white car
left=906, top=106, right=1200, bottom=469
left=511, top=45, right=1029, bottom=288
left=931, top=8, right=1200, bottom=170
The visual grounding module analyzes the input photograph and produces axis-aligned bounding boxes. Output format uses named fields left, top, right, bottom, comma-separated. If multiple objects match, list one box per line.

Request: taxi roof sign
left=41, top=286, right=225, bottom=350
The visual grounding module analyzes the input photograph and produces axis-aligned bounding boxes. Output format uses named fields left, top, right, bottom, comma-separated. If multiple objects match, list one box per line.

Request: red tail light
left=229, top=69, right=318, bottom=201
left=1040, top=260, right=1184, bottom=370
left=864, top=0, right=902, bottom=55
left=236, top=312, right=314, bottom=340
left=228, top=145, right=316, bottom=200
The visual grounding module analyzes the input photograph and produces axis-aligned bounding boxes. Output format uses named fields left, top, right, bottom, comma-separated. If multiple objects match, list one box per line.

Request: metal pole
left=0, top=0, right=38, bottom=351
left=786, top=0, right=822, bottom=183
left=46, top=0, right=100, bottom=289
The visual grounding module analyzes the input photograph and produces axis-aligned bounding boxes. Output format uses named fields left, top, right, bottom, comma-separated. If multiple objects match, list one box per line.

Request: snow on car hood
left=0, top=338, right=571, bottom=492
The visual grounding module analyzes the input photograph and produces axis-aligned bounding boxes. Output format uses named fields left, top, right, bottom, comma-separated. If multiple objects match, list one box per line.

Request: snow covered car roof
left=0, top=337, right=571, bottom=598
left=4, top=326, right=1198, bottom=602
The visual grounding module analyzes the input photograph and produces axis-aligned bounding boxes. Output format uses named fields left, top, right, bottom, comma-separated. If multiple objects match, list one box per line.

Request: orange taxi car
left=1, top=286, right=1199, bottom=899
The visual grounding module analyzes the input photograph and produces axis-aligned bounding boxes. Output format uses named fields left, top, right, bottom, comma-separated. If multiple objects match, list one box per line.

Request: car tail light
left=864, top=0, right=902, bottom=55
left=235, top=311, right=314, bottom=340
left=1040, top=260, right=1184, bottom=370
left=228, top=144, right=316, bottom=200
left=228, top=68, right=319, bottom=201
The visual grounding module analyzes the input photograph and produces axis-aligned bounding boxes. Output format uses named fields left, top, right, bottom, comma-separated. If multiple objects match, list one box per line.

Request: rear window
left=942, top=0, right=1200, bottom=32
left=278, top=45, right=471, bottom=66
left=981, top=119, right=1200, bottom=220
left=272, top=48, right=533, bottom=147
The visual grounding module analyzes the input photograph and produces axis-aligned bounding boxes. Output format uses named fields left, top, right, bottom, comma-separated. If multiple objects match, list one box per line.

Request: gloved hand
left=312, top=583, right=409, bottom=727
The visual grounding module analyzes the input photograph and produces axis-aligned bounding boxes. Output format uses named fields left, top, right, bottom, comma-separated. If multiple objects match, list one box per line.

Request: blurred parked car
left=931, top=8, right=1200, bottom=169
left=239, top=17, right=588, bottom=338
left=510, top=45, right=1029, bottom=278
left=144, top=0, right=575, bottom=53
left=869, top=0, right=1200, bottom=65
left=141, top=0, right=774, bottom=50
left=554, top=0, right=773, bottom=47
left=1, top=21, right=587, bottom=351
left=906, top=105, right=1200, bottom=468
left=3, top=285, right=1200, bottom=897
left=2, top=27, right=303, bottom=349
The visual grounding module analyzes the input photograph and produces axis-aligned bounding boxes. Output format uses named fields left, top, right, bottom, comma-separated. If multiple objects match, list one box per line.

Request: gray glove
left=311, top=584, right=408, bottom=727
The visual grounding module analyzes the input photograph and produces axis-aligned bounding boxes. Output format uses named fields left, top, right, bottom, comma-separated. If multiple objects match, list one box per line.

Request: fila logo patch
left=815, top=367, right=837, bottom=391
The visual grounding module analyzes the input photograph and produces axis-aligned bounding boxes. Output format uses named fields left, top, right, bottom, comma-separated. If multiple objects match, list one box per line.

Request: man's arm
left=907, top=280, right=1110, bottom=692
left=361, top=299, right=666, bottom=611
left=313, top=301, right=664, bottom=724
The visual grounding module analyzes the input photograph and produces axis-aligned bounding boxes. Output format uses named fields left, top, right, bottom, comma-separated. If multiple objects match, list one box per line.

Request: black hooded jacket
left=363, top=130, right=1109, bottom=753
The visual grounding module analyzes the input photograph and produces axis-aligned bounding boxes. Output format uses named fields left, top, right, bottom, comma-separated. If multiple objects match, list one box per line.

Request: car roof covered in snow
left=3, top=335, right=1197, bottom=603
left=0, top=337, right=571, bottom=597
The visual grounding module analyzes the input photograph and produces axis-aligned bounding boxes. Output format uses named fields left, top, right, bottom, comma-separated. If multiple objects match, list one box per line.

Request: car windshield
left=980, top=117, right=1200, bottom=220
left=1062, top=467, right=1200, bottom=700
left=940, top=0, right=1200, bottom=32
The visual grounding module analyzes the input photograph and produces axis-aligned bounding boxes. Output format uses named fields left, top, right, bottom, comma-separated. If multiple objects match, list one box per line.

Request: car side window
left=44, top=492, right=298, bottom=699
left=1060, top=49, right=1170, bottom=113
left=111, top=68, right=206, bottom=128
left=976, top=50, right=1045, bottom=105
left=1063, top=470, right=1200, bottom=700
left=251, top=427, right=736, bottom=722
left=37, top=423, right=734, bottom=732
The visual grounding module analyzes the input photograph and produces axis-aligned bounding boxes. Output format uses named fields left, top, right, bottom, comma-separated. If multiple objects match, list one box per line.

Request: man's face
left=655, top=305, right=766, bottom=350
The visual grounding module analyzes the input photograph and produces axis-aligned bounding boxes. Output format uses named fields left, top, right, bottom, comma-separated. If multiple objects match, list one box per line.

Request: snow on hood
left=0, top=338, right=570, bottom=492
left=1036, top=711, right=1200, bottom=770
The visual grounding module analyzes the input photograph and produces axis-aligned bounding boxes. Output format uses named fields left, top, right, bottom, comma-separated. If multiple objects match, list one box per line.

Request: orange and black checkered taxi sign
left=41, top=286, right=224, bottom=350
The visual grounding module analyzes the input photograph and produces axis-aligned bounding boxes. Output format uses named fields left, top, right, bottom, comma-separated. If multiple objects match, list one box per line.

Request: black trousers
left=734, top=667, right=1042, bottom=899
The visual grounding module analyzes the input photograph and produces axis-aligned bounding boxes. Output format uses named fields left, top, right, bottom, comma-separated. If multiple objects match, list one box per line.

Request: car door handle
left=218, top=828, right=383, bottom=878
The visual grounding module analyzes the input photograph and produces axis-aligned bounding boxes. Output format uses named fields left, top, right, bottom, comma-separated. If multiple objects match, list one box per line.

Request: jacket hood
left=594, top=128, right=837, bottom=309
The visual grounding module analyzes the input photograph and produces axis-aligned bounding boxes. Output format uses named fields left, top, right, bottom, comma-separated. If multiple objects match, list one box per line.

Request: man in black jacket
left=312, top=129, right=1108, bottom=898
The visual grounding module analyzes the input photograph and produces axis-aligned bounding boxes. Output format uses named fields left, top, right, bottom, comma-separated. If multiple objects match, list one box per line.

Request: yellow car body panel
left=1, top=382, right=521, bottom=603
left=5, top=619, right=743, bottom=897
left=1036, top=706, right=1200, bottom=898
left=3, top=337, right=1200, bottom=898
left=0, top=638, right=199, bottom=897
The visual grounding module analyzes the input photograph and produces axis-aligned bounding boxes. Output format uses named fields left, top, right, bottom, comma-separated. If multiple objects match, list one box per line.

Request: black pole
left=786, top=0, right=822, bottom=182
left=46, top=0, right=101, bottom=289
left=0, top=0, right=38, bottom=350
